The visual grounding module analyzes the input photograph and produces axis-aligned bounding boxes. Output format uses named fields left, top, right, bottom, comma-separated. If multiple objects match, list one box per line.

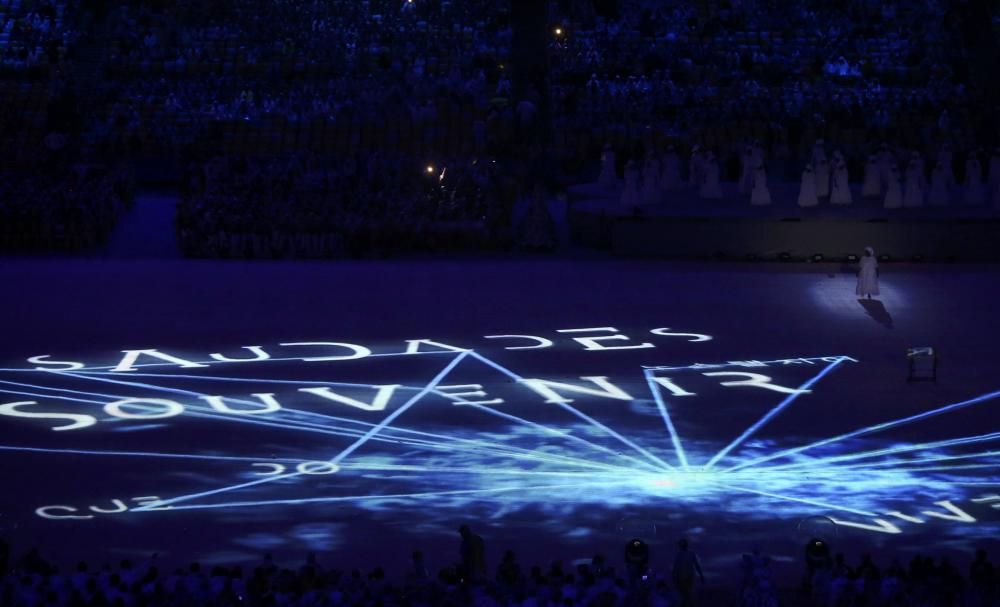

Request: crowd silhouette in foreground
left=1, top=531, right=996, bottom=607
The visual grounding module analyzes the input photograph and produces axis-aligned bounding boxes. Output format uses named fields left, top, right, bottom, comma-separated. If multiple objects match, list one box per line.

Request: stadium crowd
left=1, top=533, right=997, bottom=607
left=0, top=0, right=998, bottom=254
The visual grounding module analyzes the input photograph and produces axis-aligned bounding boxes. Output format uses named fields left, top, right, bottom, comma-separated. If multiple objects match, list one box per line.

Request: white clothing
left=830, top=162, right=852, bottom=205
left=877, top=148, right=895, bottom=187
left=797, top=167, right=819, bottom=207
left=811, top=142, right=827, bottom=165
left=902, top=164, right=925, bottom=207
left=640, top=158, right=661, bottom=205
left=927, top=165, right=950, bottom=206
left=815, top=159, right=830, bottom=198
left=699, top=160, right=722, bottom=199
left=856, top=256, right=879, bottom=297
left=621, top=163, right=641, bottom=207
left=750, top=166, right=771, bottom=205
left=861, top=158, right=881, bottom=197
left=598, top=147, right=617, bottom=187
left=883, top=169, right=902, bottom=208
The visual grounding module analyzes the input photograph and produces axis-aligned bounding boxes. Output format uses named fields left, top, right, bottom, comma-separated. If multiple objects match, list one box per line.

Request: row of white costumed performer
left=603, top=142, right=1000, bottom=209
left=612, top=147, right=773, bottom=206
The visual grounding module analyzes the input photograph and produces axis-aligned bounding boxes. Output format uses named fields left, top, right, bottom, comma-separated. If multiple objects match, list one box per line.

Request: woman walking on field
left=856, top=247, right=880, bottom=299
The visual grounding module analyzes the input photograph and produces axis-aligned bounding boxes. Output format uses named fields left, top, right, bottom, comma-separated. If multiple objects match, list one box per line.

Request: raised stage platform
left=568, top=181, right=1000, bottom=261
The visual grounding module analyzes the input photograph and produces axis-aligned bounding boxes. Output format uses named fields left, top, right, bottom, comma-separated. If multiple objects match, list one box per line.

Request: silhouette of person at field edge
left=458, top=525, right=486, bottom=584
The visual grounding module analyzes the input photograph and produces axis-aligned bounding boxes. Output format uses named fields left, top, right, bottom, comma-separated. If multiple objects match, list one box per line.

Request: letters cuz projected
left=0, top=325, right=998, bottom=542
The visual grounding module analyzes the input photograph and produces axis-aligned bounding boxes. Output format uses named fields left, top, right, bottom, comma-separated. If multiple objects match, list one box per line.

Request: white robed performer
left=797, top=164, right=819, bottom=207
left=861, top=155, right=881, bottom=198
left=699, top=152, right=722, bottom=200
left=856, top=247, right=879, bottom=299
left=812, top=141, right=830, bottom=198
left=598, top=143, right=617, bottom=188
left=883, top=164, right=902, bottom=209
left=815, top=157, right=831, bottom=198
left=640, top=155, right=661, bottom=205
left=876, top=143, right=895, bottom=190
left=621, top=160, right=641, bottom=207
left=927, top=161, right=950, bottom=206
left=811, top=139, right=827, bottom=166
left=830, top=159, right=852, bottom=205
left=902, top=154, right=925, bottom=208
left=963, top=153, right=985, bottom=206
left=750, top=164, right=771, bottom=206
left=659, top=146, right=681, bottom=192
left=751, top=140, right=766, bottom=170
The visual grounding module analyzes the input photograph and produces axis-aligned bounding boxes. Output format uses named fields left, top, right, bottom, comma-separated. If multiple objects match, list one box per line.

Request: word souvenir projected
left=0, top=324, right=998, bottom=546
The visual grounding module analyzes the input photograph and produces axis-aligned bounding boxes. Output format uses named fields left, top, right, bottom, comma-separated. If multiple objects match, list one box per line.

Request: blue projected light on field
left=0, top=343, right=998, bottom=538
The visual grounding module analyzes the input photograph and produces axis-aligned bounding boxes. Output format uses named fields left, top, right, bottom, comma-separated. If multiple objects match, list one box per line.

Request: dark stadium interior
left=1, top=1, right=999, bottom=606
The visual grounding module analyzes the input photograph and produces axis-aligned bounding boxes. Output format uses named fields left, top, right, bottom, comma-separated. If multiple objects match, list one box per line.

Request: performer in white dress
left=963, top=152, right=985, bottom=205
left=927, top=161, right=951, bottom=206
left=861, top=155, right=881, bottom=198
left=659, top=145, right=681, bottom=192
left=598, top=143, right=617, bottom=188
left=856, top=247, right=879, bottom=299
left=883, top=164, right=902, bottom=209
left=815, top=157, right=831, bottom=198
left=750, top=164, right=772, bottom=206
left=621, top=159, right=641, bottom=207
left=902, top=153, right=925, bottom=208
left=699, top=152, right=723, bottom=200
left=830, top=158, right=852, bottom=205
left=797, top=164, right=819, bottom=207
left=876, top=143, right=895, bottom=190
left=640, top=155, right=661, bottom=205
left=811, top=139, right=827, bottom=166
left=751, top=140, right=766, bottom=176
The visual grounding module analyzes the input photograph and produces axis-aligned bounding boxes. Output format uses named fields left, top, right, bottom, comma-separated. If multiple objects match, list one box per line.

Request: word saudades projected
left=21, top=326, right=713, bottom=373
left=2, top=325, right=728, bottom=432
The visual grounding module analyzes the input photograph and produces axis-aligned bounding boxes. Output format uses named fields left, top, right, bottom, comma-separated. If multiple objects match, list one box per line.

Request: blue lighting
left=0, top=343, right=997, bottom=543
